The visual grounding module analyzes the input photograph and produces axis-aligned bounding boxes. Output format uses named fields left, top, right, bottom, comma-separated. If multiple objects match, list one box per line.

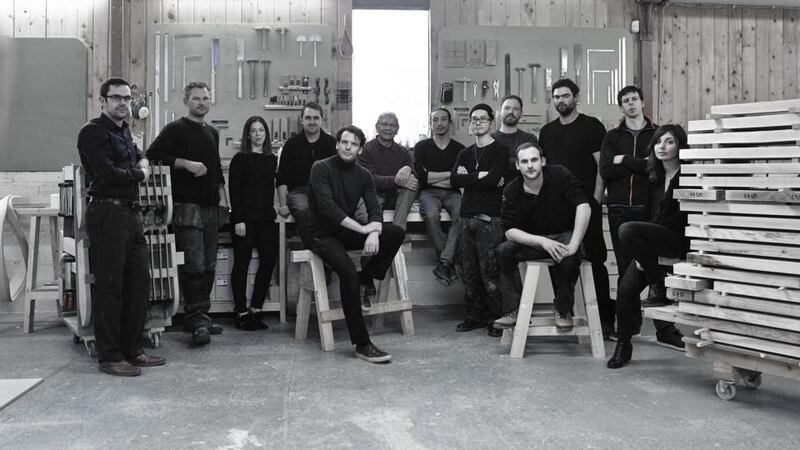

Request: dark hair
left=431, top=107, right=452, bottom=123
left=302, top=102, right=324, bottom=119
left=336, top=125, right=366, bottom=147
left=469, top=103, right=494, bottom=121
left=500, top=95, right=523, bottom=109
left=646, top=124, right=687, bottom=183
left=515, top=142, right=544, bottom=158
left=184, top=81, right=210, bottom=100
left=100, top=77, right=129, bottom=98
left=552, top=78, right=579, bottom=96
left=617, top=85, right=644, bottom=106
left=239, top=116, right=270, bottom=153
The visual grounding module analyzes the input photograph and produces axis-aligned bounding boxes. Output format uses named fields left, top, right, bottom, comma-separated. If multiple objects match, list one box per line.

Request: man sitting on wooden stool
left=307, top=125, right=405, bottom=363
left=494, top=143, right=591, bottom=331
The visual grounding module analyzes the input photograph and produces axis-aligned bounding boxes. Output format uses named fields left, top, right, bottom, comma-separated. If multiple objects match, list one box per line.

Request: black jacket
left=651, top=171, right=688, bottom=253
left=599, top=117, right=656, bottom=206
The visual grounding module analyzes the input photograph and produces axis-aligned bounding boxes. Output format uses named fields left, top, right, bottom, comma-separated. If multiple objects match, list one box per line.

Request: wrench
left=492, top=79, right=500, bottom=102
left=471, top=80, right=479, bottom=99
left=528, top=63, right=540, bottom=103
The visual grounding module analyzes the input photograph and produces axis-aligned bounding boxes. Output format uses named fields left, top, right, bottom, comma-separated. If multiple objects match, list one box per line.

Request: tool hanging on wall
left=515, top=67, right=526, bottom=99
left=261, top=60, right=271, bottom=97
left=278, top=28, right=288, bottom=51
left=296, top=34, right=307, bottom=57
left=492, top=79, right=500, bottom=102
left=440, top=82, right=453, bottom=104
left=528, top=63, right=540, bottom=104
left=310, top=34, right=322, bottom=67
left=154, top=32, right=161, bottom=135
left=323, top=78, right=330, bottom=105
left=471, top=80, right=479, bottom=100
left=254, top=26, right=270, bottom=51
left=574, top=44, right=583, bottom=90
left=455, top=77, right=469, bottom=103
left=170, top=34, right=175, bottom=93
left=504, top=53, right=511, bottom=97
left=481, top=80, right=489, bottom=99
left=313, top=77, right=321, bottom=103
left=236, top=39, right=245, bottom=99
left=210, top=38, right=220, bottom=104
left=545, top=68, right=553, bottom=121
left=163, top=32, right=169, bottom=103
left=247, top=59, right=258, bottom=99
left=560, top=47, right=568, bottom=79
left=339, top=13, right=353, bottom=59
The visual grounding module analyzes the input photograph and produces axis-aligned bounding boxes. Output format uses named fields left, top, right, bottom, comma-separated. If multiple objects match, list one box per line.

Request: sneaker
left=360, top=284, right=376, bottom=312
left=656, top=325, right=685, bottom=350
left=432, top=262, right=453, bottom=287
left=494, top=309, right=519, bottom=329
left=355, top=342, right=392, bottom=363
left=192, top=326, right=211, bottom=346
left=554, top=309, right=573, bottom=331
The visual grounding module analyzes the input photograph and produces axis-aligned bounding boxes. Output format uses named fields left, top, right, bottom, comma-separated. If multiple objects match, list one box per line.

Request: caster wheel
left=743, top=373, right=762, bottom=389
left=85, top=340, right=97, bottom=358
left=151, top=332, right=161, bottom=349
left=73, top=334, right=81, bottom=344
left=715, top=380, right=737, bottom=401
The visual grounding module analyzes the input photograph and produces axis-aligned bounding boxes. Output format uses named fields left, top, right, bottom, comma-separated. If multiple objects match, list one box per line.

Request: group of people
left=77, top=75, right=688, bottom=376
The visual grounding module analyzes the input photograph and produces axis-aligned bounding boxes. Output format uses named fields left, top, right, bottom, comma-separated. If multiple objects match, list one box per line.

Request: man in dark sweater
left=491, top=95, right=539, bottom=177
left=538, top=78, right=615, bottom=339
left=307, top=125, right=405, bottom=363
left=357, top=112, right=416, bottom=230
left=276, top=103, right=336, bottom=246
left=451, top=104, right=509, bottom=337
left=146, top=82, right=228, bottom=346
left=77, top=77, right=165, bottom=376
left=413, top=108, right=464, bottom=286
left=494, top=143, right=590, bottom=331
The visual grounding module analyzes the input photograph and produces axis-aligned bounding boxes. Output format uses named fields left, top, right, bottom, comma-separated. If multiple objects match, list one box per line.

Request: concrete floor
left=1, top=306, right=799, bottom=449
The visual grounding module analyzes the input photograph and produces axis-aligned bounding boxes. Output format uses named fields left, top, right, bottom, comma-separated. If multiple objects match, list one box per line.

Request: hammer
left=455, top=77, right=470, bottom=103
left=528, top=63, right=541, bottom=103
left=515, top=67, right=526, bottom=99
left=247, top=59, right=259, bottom=99
left=261, top=60, right=271, bottom=97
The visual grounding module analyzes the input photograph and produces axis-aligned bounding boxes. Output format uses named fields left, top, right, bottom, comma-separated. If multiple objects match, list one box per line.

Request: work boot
left=554, top=309, right=573, bottom=331
left=641, top=281, right=668, bottom=307
left=432, top=261, right=453, bottom=287
left=606, top=340, right=633, bottom=369
left=191, top=324, right=211, bottom=346
left=656, top=324, right=685, bottom=350
left=99, top=360, right=142, bottom=377
left=487, top=325, right=503, bottom=337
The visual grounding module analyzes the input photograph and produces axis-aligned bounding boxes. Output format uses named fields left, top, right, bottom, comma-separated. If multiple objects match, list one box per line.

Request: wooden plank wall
left=655, top=4, right=800, bottom=127
left=430, top=0, right=641, bottom=114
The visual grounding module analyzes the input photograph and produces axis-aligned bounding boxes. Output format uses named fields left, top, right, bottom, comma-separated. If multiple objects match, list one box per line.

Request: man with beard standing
left=491, top=95, right=539, bottom=176
left=538, top=78, right=615, bottom=339
left=147, top=82, right=228, bottom=346
left=413, top=108, right=464, bottom=286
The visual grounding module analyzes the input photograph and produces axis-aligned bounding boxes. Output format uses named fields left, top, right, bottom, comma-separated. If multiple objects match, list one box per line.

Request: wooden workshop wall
left=654, top=4, right=800, bottom=127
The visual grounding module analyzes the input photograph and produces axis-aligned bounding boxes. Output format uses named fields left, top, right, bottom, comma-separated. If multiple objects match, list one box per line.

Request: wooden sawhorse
left=292, top=245, right=414, bottom=351
left=501, top=260, right=606, bottom=358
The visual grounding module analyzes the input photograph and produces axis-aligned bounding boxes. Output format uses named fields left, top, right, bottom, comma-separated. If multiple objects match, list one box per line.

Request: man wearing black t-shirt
left=276, top=103, right=336, bottom=246
left=538, top=78, right=615, bottom=339
left=147, top=82, right=228, bottom=346
left=491, top=94, right=539, bottom=177
left=413, top=108, right=464, bottom=286
left=494, top=143, right=590, bottom=331
left=451, top=104, right=509, bottom=337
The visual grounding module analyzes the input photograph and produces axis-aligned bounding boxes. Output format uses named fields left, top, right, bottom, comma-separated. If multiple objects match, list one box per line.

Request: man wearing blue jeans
left=413, top=108, right=464, bottom=286
left=494, top=144, right=590, bottom=331
left=307, top=125, right=405, bottom=363
left=147, top=82, right=228, bottom=346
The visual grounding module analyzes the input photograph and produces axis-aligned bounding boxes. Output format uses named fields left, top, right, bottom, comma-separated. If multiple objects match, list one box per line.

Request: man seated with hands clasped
left=494, top=143, right=591, bottom=331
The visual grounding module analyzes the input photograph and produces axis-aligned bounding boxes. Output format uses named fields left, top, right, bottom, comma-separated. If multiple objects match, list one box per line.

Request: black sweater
left=308, top=155, right=382, bottom=238
left=228, top=151, right=278, bottom=224
left=276, top=130, right=337, bottom=191
left=450, top=140, right=509, bottom=218
left=599, top=117, right=656, bottom=206
left=77, top=114, right=145, bottom=200
left=651, top=171, right=688, bottom=248
left=413, top=138, right=464, bottom=189
left=146, top=118, right=224, bottom=206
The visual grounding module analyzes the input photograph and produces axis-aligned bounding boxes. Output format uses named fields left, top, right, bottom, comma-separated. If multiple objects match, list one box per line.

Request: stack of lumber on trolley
left=645, top=98, right=800, bottom=398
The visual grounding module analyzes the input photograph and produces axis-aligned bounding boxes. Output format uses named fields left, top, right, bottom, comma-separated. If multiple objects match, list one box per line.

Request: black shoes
left=234, top=312, right=268, bottom=331
left=99, top=360, right=142, bottom=377
left=355, top=342, right=392, bottom=363
left=456, top=319, right=486, bottom=332
left=192, top=326, right=211, bottom=346
left=641, top=282, right=669, bottom=307
left=656, top=325, right=685, bottom=350
left=432, top=261, right=458, bottom=286
left=607, top=340, right=633, bottom=369
left=487, top=325, right=503, bottom=337
left=127, top=353, right=166, bottom=367
left=602, top=320, right=617, bottom=341
left=360, top=284, right=376, bottom=312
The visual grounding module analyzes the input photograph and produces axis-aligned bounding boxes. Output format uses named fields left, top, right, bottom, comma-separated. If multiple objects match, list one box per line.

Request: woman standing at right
left=607, top=124, right=690, bottom=369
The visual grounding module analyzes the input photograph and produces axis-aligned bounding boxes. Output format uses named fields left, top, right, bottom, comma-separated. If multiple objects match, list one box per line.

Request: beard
left=502, top=114, right=519, bottom=126
left=556, top=102, right=575, bottom=117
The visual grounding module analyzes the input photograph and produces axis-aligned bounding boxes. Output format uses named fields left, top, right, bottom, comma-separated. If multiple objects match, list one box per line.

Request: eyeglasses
left=105, top=94, right=133, bottom=102
left=377, top=122, right=398, bottom=128
left=470, top=117, right=490, bottom=124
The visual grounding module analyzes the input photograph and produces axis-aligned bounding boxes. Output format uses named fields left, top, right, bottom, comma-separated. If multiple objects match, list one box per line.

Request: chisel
left=504, top=53, right=511, bottom=97
left=236, top=39, right=245, bottom=99
left=210, top=38, right=220, bottom=104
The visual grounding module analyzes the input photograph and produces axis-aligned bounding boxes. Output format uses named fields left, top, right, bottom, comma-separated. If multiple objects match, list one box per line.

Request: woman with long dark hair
left=607, top=124, right=689, bottom=369
left=228, top=115, right=278, bottom=330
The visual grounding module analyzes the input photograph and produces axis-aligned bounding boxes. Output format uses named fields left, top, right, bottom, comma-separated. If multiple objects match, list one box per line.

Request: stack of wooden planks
left=663, top=98, right=800, bottom=361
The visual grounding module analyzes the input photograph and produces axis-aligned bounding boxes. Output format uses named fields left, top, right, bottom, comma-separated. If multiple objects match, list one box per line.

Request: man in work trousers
left=306, top=125, right=405, bottom=363
left=599, top=85, right=683, bottom=349
left=77, top=77, right=165, bottom=376
left=413, top=107, right=465, bottom=286
left=276, top=102, right=337, bottom=246
left=147, top=82, right=229, bottom=346
left=538, top=78, right=615, bottom=339
left=451, top=104, right=509, bottom=338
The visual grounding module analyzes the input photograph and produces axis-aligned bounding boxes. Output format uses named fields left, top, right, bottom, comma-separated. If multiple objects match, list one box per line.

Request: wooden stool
left=500, top=260, right=606, bottom=358
left=292, top=245, right=414, bottom=351
left=19, top=206, right=61, bottom=333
